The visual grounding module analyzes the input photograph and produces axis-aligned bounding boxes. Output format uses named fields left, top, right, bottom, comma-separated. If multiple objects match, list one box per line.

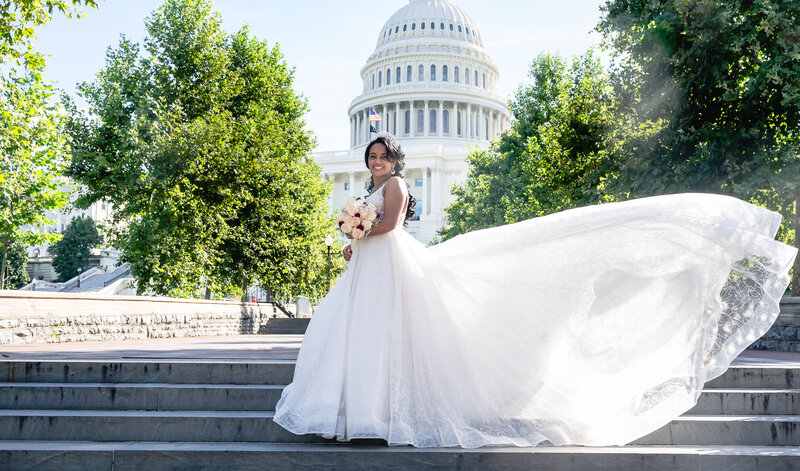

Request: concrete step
left=0, top=383, right=284, bottom=411
left=5, top=361, right=798, bottom=389
left=689, top=389, right=800, bottom=415
left=0, top=360, right=295, bottom=384
left=706, top=365, right=800, bottom=389
left=0, top=409, right=325, bottom=443
left=4, top=382, right=799, bottom=416
left=2, top=442, right=800, bottom=471
left=261, top=318, right=310, bottom=335
left=2, top=410, right=798, bottom=446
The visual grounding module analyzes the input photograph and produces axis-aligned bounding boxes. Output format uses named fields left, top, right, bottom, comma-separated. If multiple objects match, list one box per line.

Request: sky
left=34, top=0, right=607, bottom=152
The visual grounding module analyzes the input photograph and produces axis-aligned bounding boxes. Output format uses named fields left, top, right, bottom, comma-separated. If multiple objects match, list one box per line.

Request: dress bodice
left=364, top=179, right=388, bottom=215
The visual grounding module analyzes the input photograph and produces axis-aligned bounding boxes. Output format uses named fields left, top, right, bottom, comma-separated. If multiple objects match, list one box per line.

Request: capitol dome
left=347, top=0, right=510, bottom=150
left=376, top=0, right=485, bottom=49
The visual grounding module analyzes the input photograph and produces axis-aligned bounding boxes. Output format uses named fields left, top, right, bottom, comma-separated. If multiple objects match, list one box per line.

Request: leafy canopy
left=49, top=215, right=102, bottom=281
left=67, top=0, right=342, bottom=298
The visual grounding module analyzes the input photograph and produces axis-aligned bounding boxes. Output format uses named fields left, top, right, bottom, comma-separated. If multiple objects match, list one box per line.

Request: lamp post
left=76, top=266, right=82, bottom=288
left=324, top=234, right=334, bottom=292
left=33, top=247, right=40, bottom=289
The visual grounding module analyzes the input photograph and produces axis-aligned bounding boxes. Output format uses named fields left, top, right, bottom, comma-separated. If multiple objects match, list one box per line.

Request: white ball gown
left=273, top=181, right=797, bottom=448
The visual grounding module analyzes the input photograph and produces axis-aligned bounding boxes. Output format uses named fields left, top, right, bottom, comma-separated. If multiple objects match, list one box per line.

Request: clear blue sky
left=35, top=0, right=606, bottom=151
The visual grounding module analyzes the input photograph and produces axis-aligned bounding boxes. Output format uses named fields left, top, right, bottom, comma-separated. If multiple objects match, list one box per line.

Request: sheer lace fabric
left=274, top=193, right=797, bottom=448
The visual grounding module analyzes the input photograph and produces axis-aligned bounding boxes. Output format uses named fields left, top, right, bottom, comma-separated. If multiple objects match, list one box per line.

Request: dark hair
left=364, top=133, right=416, bottom=225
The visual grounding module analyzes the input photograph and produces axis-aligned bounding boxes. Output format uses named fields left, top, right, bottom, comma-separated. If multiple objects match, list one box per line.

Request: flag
left=370, top=125, right=378, bottom=133
left=369, top=110, right=381, bottom=122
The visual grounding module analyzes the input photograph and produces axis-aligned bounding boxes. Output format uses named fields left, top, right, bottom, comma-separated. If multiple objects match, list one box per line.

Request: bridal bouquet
left=338, top=197, right=380, bottom=240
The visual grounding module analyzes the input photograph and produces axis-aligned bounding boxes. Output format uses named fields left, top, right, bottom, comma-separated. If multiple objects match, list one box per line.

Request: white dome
left=376, top=0, right=484, bottom=49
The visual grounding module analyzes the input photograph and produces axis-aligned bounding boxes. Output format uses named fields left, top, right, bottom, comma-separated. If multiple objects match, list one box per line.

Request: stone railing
left=750, top=297, right=800, bottom=352
left=0, top=290, right=281, bottom=345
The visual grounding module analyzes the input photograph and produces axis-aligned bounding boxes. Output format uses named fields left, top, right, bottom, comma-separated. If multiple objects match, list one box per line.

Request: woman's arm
left=368, top=177, right=407, bottom=237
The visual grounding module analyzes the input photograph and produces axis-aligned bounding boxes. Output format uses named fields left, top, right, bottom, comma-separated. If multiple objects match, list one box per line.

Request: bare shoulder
left=382, top=176, right=407, bottom=196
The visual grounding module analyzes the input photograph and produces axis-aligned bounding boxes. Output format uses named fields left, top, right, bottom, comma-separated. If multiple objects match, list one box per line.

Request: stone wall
left=0, top=290, right=279, bottom=345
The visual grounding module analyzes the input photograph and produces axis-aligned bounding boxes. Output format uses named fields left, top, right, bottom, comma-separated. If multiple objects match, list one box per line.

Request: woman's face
left=367, top=142, right=396, bottom=179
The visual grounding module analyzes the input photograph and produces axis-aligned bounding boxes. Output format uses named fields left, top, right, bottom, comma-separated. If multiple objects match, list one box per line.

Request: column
left=356, top=112, right=362, bottom=146
left=348, top=171, right=355, bottom=197
left=438, top=101, right=443, bottom=137
left=423, top=101, right=429, bottom=137
left=422, top=167, right=429, bottom=216
left=431, top=167, right=440, bottom=215
left=463, top=103, right=472, bottom=139
left=478, top=107, right=484, bottom=140
left=489, top=111, right=495, bottom=139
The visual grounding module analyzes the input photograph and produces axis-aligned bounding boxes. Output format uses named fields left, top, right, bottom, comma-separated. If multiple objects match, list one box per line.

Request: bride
left=273, top=133, right=797, bottom=448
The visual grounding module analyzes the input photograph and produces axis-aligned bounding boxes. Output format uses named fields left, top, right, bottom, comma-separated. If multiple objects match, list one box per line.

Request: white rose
left=351, top=228, right=365, bottom=240
left=340, top=222, right=354, bottom=234
left=346, top=202, right=360, bottom=216
left=361, top=219, right=372, bottom=231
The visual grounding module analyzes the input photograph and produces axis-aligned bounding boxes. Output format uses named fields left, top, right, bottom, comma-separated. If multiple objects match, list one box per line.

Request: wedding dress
left=273, top=184, right=797, bottom=448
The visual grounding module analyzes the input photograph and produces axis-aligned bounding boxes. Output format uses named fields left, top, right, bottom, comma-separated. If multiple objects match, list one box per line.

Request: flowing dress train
left=274, top=188, right=797, bottom=448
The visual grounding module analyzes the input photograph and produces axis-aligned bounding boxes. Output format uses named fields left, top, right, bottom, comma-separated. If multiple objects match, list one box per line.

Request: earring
left=391, top=167, right=396, bottom=175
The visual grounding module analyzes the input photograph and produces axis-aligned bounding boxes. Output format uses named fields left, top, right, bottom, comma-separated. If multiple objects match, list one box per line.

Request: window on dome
left=418, top=64, right=424, bottom=81
left=386, top=69, right=391, bottom=85
left=421, top=22, right=425, bottom=30
left=430, top=110, right=436, bottom=133
left=431, top=65, right=436, bottom=81
left=383, top=31, right=386, bottom=38
left=388, top=28, right=391, bottom=36
left=395, top=26, right=399, bottom=33
left=405, top=110, right=411, bottom=134
left=403, top=24, right=407, bottom=32
left=443, top=110, right=450, bottom=134
left=442, top=65, right=448, bottom=82
left=378, top=71, right=382, bottom=87
left=417, top=110, right=424, bottom=134
left=466, top=27, right=470, bottom=35
left=449, top=23, right=453, bottom=31
left=458, top=25, right=462, bottom=32
left=412, top=23, right=416, bottom=30
left=407, top=65, right=412, bottom=82
left=440, top=22, right=444, bottom=30
left=454, top=66, right=459, bottom=83
left=475, top=70, right=478, bottom=86
left=465, top=68, right=470, bottom=84
left=396, top=67, right=401, bottom=83
left=430, top=22, right=435, bottom=29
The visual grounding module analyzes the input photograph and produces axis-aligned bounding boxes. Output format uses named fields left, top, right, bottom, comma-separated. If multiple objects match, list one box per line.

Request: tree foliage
left=439, top=51, right=616, bottom=241
left=2, top=235, right=29, bottom=289
left=49, top=215, right=101, bottom=281
left=598, top=0, right=800, bottom=291
left=0, top=0, right=97, bottom=289
left=66, top=0, right=340, bottom=298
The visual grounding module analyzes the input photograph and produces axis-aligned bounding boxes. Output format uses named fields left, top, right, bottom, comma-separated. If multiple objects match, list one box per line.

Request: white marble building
left=313, top=0, right=511, bottom=244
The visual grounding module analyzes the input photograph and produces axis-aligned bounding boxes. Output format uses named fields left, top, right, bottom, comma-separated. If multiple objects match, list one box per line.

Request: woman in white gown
left=274, top=133, right=798, bottom=448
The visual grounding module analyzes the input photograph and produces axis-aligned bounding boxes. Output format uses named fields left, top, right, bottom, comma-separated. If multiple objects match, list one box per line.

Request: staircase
left=0, top=355, right=798, bottom=470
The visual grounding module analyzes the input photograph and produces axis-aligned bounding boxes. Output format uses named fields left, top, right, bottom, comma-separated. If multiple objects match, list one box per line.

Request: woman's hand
left=343, top=244, right=352, bottom=261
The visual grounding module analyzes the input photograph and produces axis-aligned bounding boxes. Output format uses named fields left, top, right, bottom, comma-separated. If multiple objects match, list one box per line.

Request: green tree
left=439, top=51, right=616, bottom=241
left=0, top=0, right=97, bottom=289
left=597, top=0, right=800, bottom=291
left=67, top=0, right=337, bottom=298
left=49, top=215, right=101, bottom=281
left=2, top=235, right=30, bottom=289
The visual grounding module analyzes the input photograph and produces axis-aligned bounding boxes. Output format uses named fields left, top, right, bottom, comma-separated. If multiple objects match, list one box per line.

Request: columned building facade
left=313, top=0, right=511, bottom=244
